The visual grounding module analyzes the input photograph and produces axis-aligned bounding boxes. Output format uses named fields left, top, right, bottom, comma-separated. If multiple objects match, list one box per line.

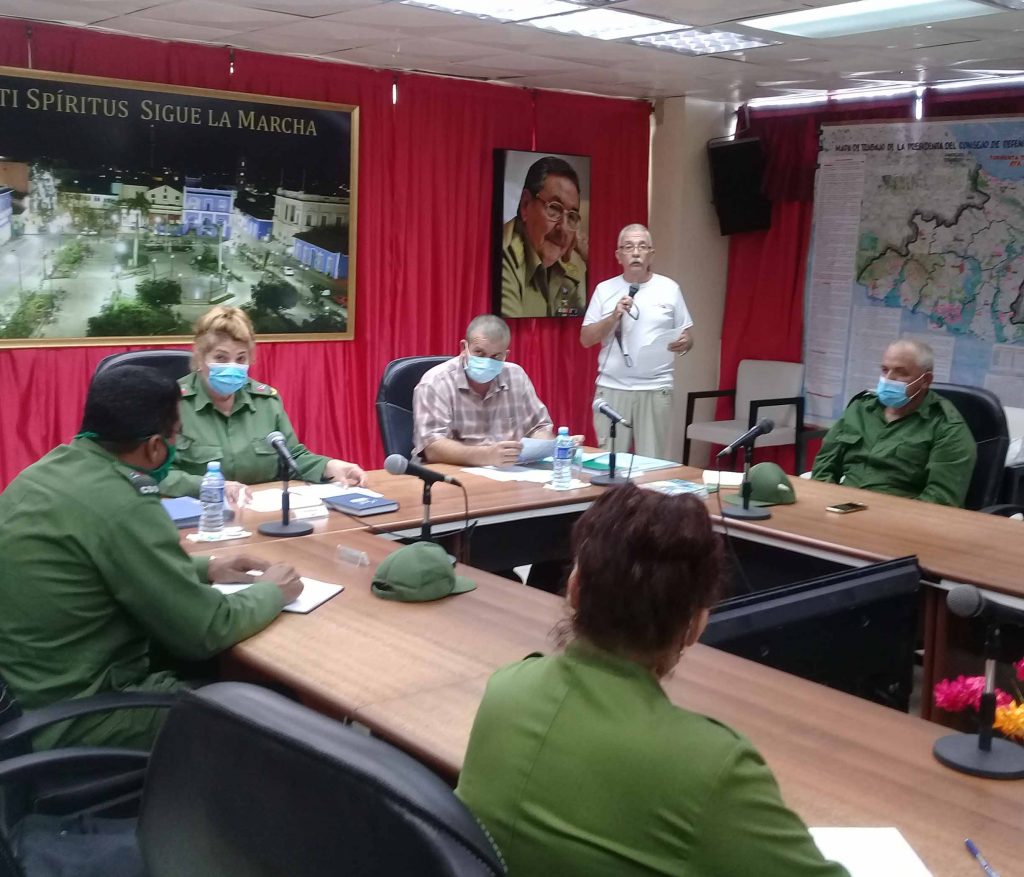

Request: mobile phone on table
left=826, top=501, right=868, bottom=514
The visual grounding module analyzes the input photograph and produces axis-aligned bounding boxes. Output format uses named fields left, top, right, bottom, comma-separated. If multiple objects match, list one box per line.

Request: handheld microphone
left=627, top=283, right=639, bottom=299
left=592, top=398, right=631, bottom=428
left=716, top=418, right=774, bottom=458
left=266, top=430, right=301, bottom=475
left=947, top=585, right=1024, bottom=629
left=384, top=454, right=462, bottom=487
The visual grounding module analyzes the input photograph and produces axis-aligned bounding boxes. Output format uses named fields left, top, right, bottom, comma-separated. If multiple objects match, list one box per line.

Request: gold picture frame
left=0, top=66, right=358, bottom=347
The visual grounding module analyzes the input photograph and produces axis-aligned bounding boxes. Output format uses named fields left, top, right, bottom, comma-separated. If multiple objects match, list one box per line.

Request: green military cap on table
left=371, top=541, right=476, bottom=602
left=723, top=462, right=797, bottom=508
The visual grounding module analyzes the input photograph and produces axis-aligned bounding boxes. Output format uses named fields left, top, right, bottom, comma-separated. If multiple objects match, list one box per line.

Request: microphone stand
left=933, top=623, right=1024, bottom=779
left=721, top=442, right=771, bottom=521
left=258, top=458, right=314, bottom=538
left=590, top=420, right=629, bottom=487
left=420, top=480, right=434, bottom=542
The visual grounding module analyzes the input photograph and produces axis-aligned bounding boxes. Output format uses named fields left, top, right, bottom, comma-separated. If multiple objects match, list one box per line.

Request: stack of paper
left=701, top=470, right=744, bottom=488
left=641, top=479, right=709, bottom=499
left=516, top=438, right=556, bottom=464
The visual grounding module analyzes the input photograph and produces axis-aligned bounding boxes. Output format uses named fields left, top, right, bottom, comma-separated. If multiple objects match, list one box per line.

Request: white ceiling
left=4, top=0, right=1024, bottom=104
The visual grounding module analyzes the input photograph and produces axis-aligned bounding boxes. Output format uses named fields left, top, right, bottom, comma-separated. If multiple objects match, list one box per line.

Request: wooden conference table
left=209, top=528, right=1021, bottom=877
left=218, top=462, right=1024, bottom=717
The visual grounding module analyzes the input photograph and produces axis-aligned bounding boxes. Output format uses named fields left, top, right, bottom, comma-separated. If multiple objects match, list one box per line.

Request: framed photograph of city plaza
left=492, top=149, right=590, bottom=319
left=0, top=67, right=357, bottom=347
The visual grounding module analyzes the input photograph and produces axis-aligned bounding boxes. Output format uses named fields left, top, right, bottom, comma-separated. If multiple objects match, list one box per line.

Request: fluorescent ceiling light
left=742, top=0, right=996, bottom=39
left=831, top=84, right=920, bottom=100
left=747, top=93, right=830, bottom=108
left=400, top=0, right=581, bottom=22
left=633, top=28, right=777, bottom=55
left=933, top=73, right=1024, bottom=89
left=520, top=8, right=682, bottom=40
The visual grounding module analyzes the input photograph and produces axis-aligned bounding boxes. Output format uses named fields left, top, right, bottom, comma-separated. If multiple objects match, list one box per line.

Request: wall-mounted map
left=804, top=118, right=1024, bottom=422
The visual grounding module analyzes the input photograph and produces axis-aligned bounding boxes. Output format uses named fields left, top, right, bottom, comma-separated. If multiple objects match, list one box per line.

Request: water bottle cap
left=557, top=426, right=569, bottom=435
left=207, top=461, right=222, bottom=472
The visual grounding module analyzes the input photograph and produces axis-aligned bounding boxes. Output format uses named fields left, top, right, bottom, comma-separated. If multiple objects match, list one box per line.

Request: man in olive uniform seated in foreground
left=0, top=366, right=302, bottom=748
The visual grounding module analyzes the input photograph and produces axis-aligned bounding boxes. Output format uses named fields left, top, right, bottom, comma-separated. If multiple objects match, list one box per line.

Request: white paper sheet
left=462, top=466, right=553, bottom=484
left=702, top=470, right=744, bottom=488
left=213, top=577, right=343, bottom=614
left=517, top=438, right=556, bottom=464
left=633, top=325, right=687, bottom=373
left=247, top=485, right=382, bottom=513
left=809, top=828, right=932, bottom=877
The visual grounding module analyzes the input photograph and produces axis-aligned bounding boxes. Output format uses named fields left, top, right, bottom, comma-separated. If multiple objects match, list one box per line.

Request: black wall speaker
left=707, top=137, right=772, bottom=236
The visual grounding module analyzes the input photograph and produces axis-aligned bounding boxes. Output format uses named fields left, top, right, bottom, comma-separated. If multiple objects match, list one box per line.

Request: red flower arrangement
left=933, top=659, right=1024, bottom=741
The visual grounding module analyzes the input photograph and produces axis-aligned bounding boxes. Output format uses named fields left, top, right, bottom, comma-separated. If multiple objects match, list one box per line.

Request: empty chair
left=3, top=683, right=506, bottom=877
left=139, top=683, right=505, bottom=876
left=376, top=356, right=449, bottom=459
left=930, top=383, right=1008, bottom=511
left=684, top=360, right=806, bottom=468
left=93, top=349, right=193, bottom=384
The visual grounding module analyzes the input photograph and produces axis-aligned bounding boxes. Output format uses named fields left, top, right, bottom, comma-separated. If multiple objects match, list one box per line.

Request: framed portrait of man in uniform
left=492, top=149, right=590, bottom=319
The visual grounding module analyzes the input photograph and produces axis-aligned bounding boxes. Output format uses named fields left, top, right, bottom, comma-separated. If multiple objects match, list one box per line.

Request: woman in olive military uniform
left=161, top=307, right=364, bottom=503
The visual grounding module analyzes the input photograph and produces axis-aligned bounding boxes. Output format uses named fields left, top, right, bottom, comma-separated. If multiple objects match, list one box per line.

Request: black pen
left=965, top=838, right=999, bottom=877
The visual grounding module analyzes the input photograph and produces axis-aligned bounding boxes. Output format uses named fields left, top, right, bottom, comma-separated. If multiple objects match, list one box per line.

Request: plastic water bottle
left=552, top=427, right=574, bottom=491
left=198, top=461, right=226, bottom=537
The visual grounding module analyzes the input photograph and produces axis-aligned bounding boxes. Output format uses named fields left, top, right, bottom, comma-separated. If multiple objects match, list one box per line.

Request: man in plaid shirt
left=413, top=314, right=555, bottom=467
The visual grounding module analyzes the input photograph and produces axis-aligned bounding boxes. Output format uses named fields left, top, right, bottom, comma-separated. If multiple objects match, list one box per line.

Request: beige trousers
left=592, top=385, right=674, bottom=460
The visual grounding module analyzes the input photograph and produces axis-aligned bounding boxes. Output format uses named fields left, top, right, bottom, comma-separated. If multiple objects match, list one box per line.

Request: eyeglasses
left=534, top=195, right=582, bottom=230
left=618, top=242, right=652, bottom=253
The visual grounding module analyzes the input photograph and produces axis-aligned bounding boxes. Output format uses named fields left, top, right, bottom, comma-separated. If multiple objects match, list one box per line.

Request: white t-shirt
left=583, top=273, right=693, bottom=391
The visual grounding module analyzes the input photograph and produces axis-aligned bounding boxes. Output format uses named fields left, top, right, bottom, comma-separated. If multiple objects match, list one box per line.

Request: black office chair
left=0, top=673, right=176, bottom=877
left=4, top=683, right=506, bottom=877
left=376, top=356, right=449, bottom=459
left=980, top=504, right=1024, bottom=518
left=93, top=349, right=193, bottom=384
left=140, top=683, right=505, bottom=876
left=931, top=383, right=1009, bottom=511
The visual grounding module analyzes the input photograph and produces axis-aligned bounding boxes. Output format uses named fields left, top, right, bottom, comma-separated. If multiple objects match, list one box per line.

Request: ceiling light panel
left=934, top=71, right=1024, bottom=87
left=633, top=28, right=778, bottom=55
left=400, top=0, right=581, bottom=22
left=520, top=8, right=683, bottom=39
left=742, top=0, right=998, bottom=39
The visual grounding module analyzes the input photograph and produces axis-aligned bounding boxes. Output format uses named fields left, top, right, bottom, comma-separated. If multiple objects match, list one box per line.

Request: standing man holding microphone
left=580, top=224, right=693, bottom=460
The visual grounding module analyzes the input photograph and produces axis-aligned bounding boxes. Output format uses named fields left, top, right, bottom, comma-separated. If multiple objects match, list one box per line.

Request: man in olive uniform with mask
left=811, top=339, right=976, bottom=507
left=0, top=366, right=303, bottom=748
left=413, top=314, right=554, bottom=467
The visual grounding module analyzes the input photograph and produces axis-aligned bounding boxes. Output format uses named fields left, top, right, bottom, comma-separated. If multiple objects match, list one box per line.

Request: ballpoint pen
left=965, top=838, right=1000, bottom=877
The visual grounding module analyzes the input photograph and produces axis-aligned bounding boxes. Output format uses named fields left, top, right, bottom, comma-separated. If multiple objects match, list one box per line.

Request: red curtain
left=0, top=20, right=650, bottom=486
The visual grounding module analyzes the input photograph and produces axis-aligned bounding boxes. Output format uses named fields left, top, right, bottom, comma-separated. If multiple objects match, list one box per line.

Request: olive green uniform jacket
left=501, top=217, right=586, bottom=318
left=456, top=641, right=850, bottom=877
left=161, top=371, right=330, bottom=497
left=811, top=390, right=976, bottom=507
left=0, top=437, right=285, bottom=748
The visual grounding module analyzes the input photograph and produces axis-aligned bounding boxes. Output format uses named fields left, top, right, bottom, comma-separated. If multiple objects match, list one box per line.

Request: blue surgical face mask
left=876, top=373, right=924, bottom=409
left=464, top=354, right=505, bottom=384
left=207, top=362, right=249, bottom=395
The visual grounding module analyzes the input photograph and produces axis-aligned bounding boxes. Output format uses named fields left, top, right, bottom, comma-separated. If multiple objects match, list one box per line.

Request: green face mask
left=75, top=432, right=176, bottom=483
left=142, top=437, right=177, bottom=484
